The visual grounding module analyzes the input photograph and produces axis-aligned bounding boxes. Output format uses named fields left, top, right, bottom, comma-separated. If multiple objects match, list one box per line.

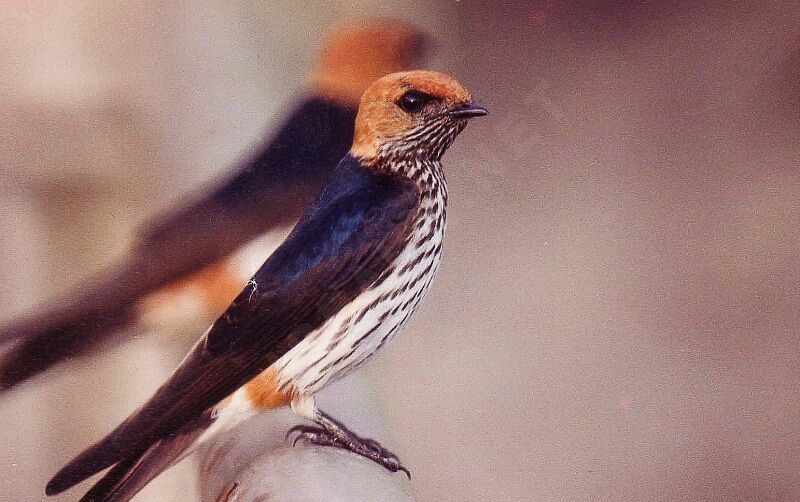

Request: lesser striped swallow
left=0, top=20, right=429, bottom=390
left=45, top=70, right=487, bottom=502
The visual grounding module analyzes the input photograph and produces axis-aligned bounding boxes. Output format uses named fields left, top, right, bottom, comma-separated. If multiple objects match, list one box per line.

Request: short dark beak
left=449, top=102, right=489, bottom=118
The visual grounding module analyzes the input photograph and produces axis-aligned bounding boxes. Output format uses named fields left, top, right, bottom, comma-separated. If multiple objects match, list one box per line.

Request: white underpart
left=273, top=161, right=447, bottom=398
left=179, top=162, right=445, bottom=450
left=196, top=387, right=259, bottom=446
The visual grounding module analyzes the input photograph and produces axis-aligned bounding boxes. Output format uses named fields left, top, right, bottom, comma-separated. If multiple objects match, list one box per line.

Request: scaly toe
left=286, top=425, right=340, bottom=448
left=337, top=436, right=410, bottom=477
left=289, top=412, right=411, bottom=477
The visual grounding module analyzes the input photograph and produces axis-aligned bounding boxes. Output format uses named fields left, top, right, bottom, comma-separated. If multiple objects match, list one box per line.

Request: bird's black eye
left=399, top=91, right=426, bottom=113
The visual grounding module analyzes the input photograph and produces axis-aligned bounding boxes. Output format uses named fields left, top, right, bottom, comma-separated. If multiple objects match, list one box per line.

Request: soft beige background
left=1, top=1, right=799, bottom=501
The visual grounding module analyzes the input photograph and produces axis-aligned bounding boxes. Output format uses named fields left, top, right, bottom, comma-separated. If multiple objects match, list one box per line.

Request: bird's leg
left=287, top=397, right=409, bottom=476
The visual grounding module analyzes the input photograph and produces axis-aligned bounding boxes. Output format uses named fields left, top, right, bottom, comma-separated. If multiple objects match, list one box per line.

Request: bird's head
left=350, top=70, right=487, bottom=165
left=310, top=20, right=430, bottom=107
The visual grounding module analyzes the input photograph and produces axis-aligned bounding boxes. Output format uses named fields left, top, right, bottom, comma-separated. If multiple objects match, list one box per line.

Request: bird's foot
left=287, top=416, right=409, bottom=477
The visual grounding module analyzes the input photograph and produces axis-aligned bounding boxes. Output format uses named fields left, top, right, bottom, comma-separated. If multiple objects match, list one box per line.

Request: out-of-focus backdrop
left=2, top=1, right=800, bottom=501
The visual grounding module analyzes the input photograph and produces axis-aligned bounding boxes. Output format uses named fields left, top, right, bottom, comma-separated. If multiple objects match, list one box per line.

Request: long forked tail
left=51, top=412, right=213, bottom=502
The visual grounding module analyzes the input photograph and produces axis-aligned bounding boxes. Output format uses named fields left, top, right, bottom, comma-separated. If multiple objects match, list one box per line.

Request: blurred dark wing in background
left=0, top=97, right=356, bottom=390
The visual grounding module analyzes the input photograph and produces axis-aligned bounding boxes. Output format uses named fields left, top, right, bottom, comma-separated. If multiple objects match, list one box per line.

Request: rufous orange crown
left=350, top=70, right=474, bottom=160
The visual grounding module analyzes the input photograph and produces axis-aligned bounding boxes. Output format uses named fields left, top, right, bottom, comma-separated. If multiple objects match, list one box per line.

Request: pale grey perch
left=196, top=376, right=414, bottom=502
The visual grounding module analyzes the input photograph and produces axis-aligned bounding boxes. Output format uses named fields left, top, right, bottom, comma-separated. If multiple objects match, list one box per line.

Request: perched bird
left=45, top=70, right=487, bottom=501
left=0, top=19, right=428, bottom=390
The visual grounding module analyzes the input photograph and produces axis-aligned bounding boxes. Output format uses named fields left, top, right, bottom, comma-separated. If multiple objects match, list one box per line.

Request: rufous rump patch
left=244, top=366, right=295, bottom=410
left=309, top=20, right=428, bottom=107
left=140, top=260, right=243, bottom=317
left=191, top=261, right=244, bottom=314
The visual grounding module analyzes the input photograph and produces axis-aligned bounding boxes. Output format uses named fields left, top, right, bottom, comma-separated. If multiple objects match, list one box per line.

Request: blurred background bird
left=2, top=2, right=800, bottom=502
left=0, top=19, right=429, bottom=391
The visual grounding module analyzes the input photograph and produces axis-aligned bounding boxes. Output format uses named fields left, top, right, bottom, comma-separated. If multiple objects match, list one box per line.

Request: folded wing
left=46, top=156, right=420, bottom=496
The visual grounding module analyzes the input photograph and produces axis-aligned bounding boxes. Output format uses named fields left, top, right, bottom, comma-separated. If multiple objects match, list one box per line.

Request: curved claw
left=285, top=424, right=308, bottom=442
left=285, top=424, right=324, bottom=442
left=379, top=455, right=410, bottom=478
left=286, top=424, right=340, bottom=449
left=284, top=416, right=411, bottom=477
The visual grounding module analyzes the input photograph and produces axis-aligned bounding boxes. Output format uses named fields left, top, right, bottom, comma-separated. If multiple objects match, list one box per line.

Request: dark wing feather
left=0, top=97, right=356, bottom=389
left=76, top=411, right=213, bottom=502
left=47, top=157, right=420, bottom=495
